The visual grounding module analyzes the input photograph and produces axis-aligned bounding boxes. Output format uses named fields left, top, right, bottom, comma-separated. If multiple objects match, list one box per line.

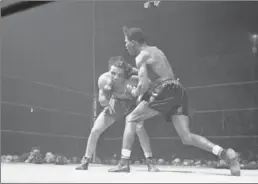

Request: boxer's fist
left=104, top=84, right=112, bottom=91
left=125, top=84, right=137, bottom=97
left=102, top=79, right=113, bottom=99
left=128, top=66, right=138, bottom=76
left=104, top=77, right=113, bottom=90
left=98, top=73, right=113, bottom=93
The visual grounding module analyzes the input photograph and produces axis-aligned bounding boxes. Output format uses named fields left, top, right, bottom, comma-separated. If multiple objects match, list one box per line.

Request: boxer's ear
left=122, top=26, right=129, bottom=37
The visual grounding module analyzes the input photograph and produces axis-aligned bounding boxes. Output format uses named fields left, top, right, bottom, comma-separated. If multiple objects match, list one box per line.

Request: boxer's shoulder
left=136, top=49, right=151, bottom=68
left=99, top=72, right=111, bottom=79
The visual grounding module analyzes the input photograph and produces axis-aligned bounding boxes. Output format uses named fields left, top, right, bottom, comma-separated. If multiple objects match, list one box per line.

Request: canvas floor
left=1, top=163, right=258, bottom=183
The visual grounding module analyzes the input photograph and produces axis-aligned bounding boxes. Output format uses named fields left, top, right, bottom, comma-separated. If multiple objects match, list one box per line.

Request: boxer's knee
left=90, top=127, right=103, bottom=138
left=126, top=112, right=141, bottom=123
left=135, top=122, right=144, bottom=134
left=126, top=113, right=135, bottom=123
left=90, top=118, right=111, bottom=137
left=180, top=133, right=194, bottom=145
left=126, top=101, right=150, bottom=123
left=124, top=121, right=137, bottom=135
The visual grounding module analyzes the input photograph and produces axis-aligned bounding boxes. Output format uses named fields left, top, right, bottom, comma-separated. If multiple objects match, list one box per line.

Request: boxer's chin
left=128, top=49, right=136, bottom=56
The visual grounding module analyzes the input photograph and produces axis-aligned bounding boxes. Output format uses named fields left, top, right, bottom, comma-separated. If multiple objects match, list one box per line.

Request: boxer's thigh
left=108, top=98, right=126, bottom=119
left=126, top=101, right=159, bottom=123
left=149, top=84, right=188, bottom=122
left=92, top=109, right=116, bottom=132
left=166, top=86, right=189, bottom=122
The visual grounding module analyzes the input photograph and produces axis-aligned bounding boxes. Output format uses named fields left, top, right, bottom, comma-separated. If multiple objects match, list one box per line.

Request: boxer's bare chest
left=136, top=47, right=175, bottom=84
left=112, top=82, right=132, bottom=99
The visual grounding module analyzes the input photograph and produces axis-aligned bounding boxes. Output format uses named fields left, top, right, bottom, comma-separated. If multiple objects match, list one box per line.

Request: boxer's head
left=123, top=26, right=146, bottom=56
left=108, top=56, right=132, bottom=83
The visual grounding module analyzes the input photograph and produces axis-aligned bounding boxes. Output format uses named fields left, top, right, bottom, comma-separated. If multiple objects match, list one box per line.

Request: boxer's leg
left=117, top=83, right=184, bottom=162
left=85, top=111, right=115, bottom=158
left=108, top=101, right=159, bottom=172
left=121, top=101, right=159, bottom=159
left=136, top=122, right=152, bottom=159
left=121, top=99, right=159, bottom=171
left=168, top=88, right=240, bottom=176
left=76, top=110, right=115, bottom=170
left=172, top=113, right=240, bottom=176
left=85, top=98, right=121, bottom=159
left=76, top=98, right=120, bottom=170
left=173, top=114, right=219, bottom=152
left=136, top=122, right=160, bottom=172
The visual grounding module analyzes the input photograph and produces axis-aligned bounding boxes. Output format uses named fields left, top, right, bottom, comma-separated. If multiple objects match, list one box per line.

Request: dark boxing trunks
left=141, top=79, right=188, bottom=122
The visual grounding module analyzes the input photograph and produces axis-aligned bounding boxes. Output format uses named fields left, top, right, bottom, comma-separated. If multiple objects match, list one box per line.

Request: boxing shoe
left=75, top=157, right=90, bottom=170
left=146, top=158, right=160, bottom=172
left=108, top=158, right=130, bottom=173
left=220, top=148, right=241, bottom=176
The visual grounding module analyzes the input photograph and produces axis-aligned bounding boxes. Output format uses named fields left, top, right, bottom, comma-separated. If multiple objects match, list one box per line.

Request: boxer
left=76, top=56, right=159, bottom=172
left=108, top=27, right=240, bottom=176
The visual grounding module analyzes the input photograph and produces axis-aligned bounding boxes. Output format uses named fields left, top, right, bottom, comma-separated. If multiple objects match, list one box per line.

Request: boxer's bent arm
left=131, top=50, right=151, bottom=97
left=98, top=89, right=110, bottom=107
left=98, top=74, right=111, bottom=107
left=132, top=62, right=149, bottom=97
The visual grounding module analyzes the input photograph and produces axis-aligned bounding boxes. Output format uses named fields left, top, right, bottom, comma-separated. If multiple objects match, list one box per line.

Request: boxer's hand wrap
left=125, top=84, right=138, bottom=97
left=129, top=67, right=138, bottom=76
left=130, top=88, right=139, bottom=97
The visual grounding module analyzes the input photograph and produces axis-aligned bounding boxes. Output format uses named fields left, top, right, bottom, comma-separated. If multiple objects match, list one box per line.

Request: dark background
left=1, top=1, right=258, bottom=160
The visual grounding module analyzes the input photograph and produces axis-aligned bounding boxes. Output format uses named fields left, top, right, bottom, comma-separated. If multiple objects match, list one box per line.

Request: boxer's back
left=137, top=46, right=176, bottom=86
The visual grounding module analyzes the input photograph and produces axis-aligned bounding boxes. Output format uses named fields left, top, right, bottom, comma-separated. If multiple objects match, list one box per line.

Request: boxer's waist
left=111, top=95, right=134, bottom=101
left=149, top=78, right=181, bottom=92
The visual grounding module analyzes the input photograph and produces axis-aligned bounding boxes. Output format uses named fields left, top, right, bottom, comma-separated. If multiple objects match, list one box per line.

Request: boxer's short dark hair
left=108, top=56, right=134, bottom=79
left=108, top=56, right=127, bottom=69
left=126, top=27, right=145, bottom=44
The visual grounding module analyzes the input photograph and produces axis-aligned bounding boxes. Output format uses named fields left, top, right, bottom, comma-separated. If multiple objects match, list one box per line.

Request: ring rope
left=2, top=129, right=257, bottom=141
left=187, top=80, right=258, bottom=90
left=3, top=74, right=258, bottom=97
left=104, top=135, right=258, bottom=141
left=1, top=129, right=88, bottom=140
left=193, top=107, right=258, bottom=114
left=1, top=101, right=91, bottom=117
left=2, top=74, right=93, bottom=97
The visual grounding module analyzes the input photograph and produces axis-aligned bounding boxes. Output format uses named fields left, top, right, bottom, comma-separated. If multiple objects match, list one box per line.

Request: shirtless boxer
left=76, top=56, right=159, bottom=172
left=108, top=27, right=241, bottom=176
